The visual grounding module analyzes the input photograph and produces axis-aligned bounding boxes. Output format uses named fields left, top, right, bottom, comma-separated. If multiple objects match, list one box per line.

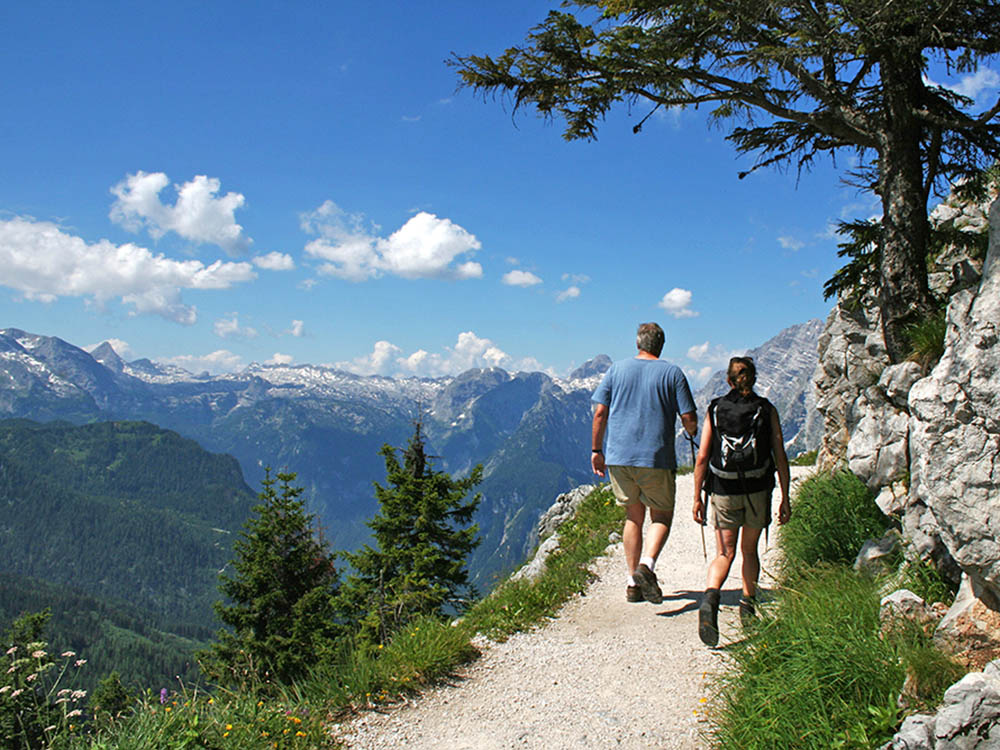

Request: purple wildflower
left=160, top=688, right=168, bottom=705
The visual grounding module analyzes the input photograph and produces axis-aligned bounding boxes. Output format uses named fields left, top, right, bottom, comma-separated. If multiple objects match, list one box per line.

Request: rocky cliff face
left=813, top=183, right=1000, bottom=616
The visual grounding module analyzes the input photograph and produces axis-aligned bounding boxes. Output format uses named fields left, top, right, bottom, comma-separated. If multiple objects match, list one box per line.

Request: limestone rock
left=882, top=659, right=1000, bottom=749
left=858, top=531, right=903, bottom=576
left=910, top=197, right=1000, bottom=600
left=814, top=299, right=890, bottom=471
left=936, top=576, right=1000, bottom=661
left=847, top=386, right=910, bottom=491
left=514, top=483, right=600, bottom=582
left=534, top=484, right=598, bottom=543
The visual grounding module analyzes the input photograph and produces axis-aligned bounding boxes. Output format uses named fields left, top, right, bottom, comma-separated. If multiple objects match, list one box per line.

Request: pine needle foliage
left=201, top=470, right=345, bottom=687
left=340, top=423, right=482, bottom=649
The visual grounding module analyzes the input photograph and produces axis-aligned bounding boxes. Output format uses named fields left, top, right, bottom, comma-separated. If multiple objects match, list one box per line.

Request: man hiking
left=692, top=355, right=791, bottom=646
left=591, top=322, right=697, bottom=604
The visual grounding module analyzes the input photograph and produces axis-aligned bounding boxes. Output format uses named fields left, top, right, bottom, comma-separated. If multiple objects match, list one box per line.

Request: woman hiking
left=692, top=356, right=791, bottom=647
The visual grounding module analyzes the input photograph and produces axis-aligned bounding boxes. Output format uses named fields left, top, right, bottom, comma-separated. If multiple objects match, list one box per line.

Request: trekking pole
left=687, top=433, right=707, bottom=562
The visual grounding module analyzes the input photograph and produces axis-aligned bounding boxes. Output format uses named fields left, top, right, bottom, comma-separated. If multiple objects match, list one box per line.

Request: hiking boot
left=739, top=596, right=756, bottom=627
left=626, top=585, right=643, bottom=603
left=632, top=564, right=663, bottom=604
left=699, top=591, right=720, bottom=647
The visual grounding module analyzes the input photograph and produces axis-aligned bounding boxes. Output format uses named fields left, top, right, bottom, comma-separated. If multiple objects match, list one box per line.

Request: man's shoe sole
left=699, top=599, right=719, bottom=647
left=633, top=564, right=663, bottom=604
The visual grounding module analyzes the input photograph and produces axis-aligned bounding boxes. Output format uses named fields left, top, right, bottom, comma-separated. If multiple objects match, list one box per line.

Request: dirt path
left=333, top=468, right=811, bottom=750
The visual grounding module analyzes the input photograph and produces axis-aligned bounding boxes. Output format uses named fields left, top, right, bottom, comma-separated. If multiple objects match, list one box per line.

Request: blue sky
left=1, top=2, right=997, bottom=385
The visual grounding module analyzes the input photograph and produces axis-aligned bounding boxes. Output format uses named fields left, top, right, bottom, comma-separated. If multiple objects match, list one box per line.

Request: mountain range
left=0, top=320, right=823, bottom=587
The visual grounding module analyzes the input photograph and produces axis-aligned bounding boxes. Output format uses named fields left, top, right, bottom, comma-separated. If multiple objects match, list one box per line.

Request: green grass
left=789, top=449, right=817, bottom=466
left=780, top=470, right=887, bottom=571
left=710, top=470, right=968, bottom=750
left=712, top=567, right=905, bottom=750
left=905, top=306, right=947, bottom=372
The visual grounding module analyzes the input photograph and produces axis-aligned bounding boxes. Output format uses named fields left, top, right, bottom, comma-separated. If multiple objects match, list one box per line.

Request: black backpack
left=708, top=391, right=774, bottom=497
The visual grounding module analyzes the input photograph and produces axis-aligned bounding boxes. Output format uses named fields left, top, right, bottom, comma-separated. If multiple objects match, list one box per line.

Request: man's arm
left=591, top=403, right=609, bottom=477
left=770, top=407, right=791, bottom=524
left=692, top=412, right=712, bottom=525
left=680, top=411, right=697, bottom=436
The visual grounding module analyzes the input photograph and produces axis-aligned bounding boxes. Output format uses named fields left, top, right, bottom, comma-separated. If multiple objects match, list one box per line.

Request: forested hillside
left=0, top=420, right=258, bottom=690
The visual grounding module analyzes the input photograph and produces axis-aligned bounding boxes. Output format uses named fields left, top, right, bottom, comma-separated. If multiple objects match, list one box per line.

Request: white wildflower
left=10, top=689, right=22, bottom=698
left=71, top=690, right=87, bottom=700
left=0, top=686, right=10, bottom=694
left=30, top=650, right=46, bottom=659
left=25, top=674, right=36, bottom=683
left=5, top=647, right=15, bottom=656
left=66, top=709, right=82, bottom=719
left=74, top=659, right=87, bottom=668
left=60, top=651, right=75, bottom=659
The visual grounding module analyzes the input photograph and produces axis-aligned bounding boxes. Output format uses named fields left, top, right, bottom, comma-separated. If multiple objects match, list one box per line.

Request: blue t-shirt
left=591, top=357, right=696, bottom=469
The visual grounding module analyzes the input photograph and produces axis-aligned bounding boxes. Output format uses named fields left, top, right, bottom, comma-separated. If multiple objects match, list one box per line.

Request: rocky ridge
left=813, top=183, right=1000, bottom=747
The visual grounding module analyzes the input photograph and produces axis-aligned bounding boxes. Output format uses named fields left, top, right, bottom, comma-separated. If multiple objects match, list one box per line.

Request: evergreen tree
left=340, top=423, right=482, bottom=648
left=453, top=0, right=1000, bottom=361
left=201, top=470, right=344, bottom=686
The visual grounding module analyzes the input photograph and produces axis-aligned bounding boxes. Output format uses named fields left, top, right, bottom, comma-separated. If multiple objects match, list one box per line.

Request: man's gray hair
left=636, top=322, right=665, bottom=357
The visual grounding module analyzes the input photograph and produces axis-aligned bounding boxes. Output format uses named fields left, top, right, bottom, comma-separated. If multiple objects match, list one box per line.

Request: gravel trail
left=333, top=467, right=811, bottom=750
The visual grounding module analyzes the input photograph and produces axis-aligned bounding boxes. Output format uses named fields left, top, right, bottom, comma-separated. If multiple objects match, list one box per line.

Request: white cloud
left=556, top=285, right=581, bottom=302
left=657, top=288, right=699, bottom=318
left=778, top=235, right=805, bottom=251
left=288, top=319, right=305, bottom=337
left=213, top=314, right=258, bottom=339
left=684, top=365, right=715, bottom=385
left=925, top=67, right=1000, bottom=107
left=502, top=270, right=542, bottom=287
left=687, top=341, right=746, bottom=366
left=0, top=217, right=256, bottom=324
left=301, top=201, right=482, bottom=282
left=160, top=349, right=245, bottom=375
left=109, top=172, right=251, bottom=255
left=267, top=353, right=294, bottom=365
left=333, top=331, right=550, bottom=378
left=561, top=273, right=590, bottom=285
left=253, top=252, right=294, bottom=271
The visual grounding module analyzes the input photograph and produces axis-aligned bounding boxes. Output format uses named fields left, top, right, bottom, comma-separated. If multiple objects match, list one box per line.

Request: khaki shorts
left=711, top=489, right=772, bottom=530
left=608, top=466, right=676, bottom=513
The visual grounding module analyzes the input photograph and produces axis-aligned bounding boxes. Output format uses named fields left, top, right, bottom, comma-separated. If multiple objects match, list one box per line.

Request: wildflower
left=61, top=651, right=76, bottom=659
left=44, top=725, right=56, bottom=733
left=74, top=659, right=87, bottom=667
left=5, top=647, right=15, bottom=655
left=66, top=709, right=82, bottom=719
left=6, top=666, right=15, bottom=674
left=0, top=686, right=9, bottom=694
left=223, top=732, right=230, bottom=738
left=160, top=688, right=168, bottom=704
left=257, top=700, right=264, bottom=707
left=226, top=724, right=233, bottom=731
left=57, top=689, right=71, bottom=697
left=208, top=697, right=214, bottom=704
left=26, top=674, right=37, bottom=683
left=71, top=690, right=87, bottom=700
left=296, top=731, right=307, bottom=737
left=69, top=725, right=75, bottom=731
left=165, top=707, right=172, bottom=713
left=10, top=689, right=22, bottom=698
left=31, top=650, right=46, bottom=659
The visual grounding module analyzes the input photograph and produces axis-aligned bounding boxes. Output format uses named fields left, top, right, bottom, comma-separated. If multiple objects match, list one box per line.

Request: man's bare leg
left=643, top=508, right=674, bottom=562
left=623, top=501, right=647, bottom=576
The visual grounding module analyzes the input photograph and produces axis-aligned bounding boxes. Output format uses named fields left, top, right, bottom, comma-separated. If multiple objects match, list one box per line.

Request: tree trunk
left=877, top=52, right=936, bottom=363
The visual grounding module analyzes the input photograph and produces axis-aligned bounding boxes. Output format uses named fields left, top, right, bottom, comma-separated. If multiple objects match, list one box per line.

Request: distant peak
left=90, top=341, right=125, bottom=371
left=569, top=355, right=612, bottom=379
